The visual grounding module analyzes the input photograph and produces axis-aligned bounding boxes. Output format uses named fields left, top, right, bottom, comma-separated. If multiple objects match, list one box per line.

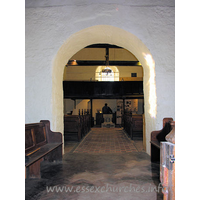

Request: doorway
left=63, top=43, right=145, bottom=152
left=52, top=25, right=157, bottom=155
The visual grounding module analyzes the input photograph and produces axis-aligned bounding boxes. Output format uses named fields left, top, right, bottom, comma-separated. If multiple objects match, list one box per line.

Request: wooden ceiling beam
left=66, top=60, right=141, bottom=66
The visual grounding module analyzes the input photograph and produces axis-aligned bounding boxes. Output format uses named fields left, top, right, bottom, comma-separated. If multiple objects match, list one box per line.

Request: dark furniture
left=80, top=114, right=91, bottom=137
left=123, top=114, right=143, bottom=139
left=150, top=118, right=173, bottom=162
left=96, top=113, right=103, bottom=126
left=123, top=114, right=132, bottom=136
left=131, top=115, right=143, bottom=138
left=64, top=114, right=91, bottom=141
left=25, top=120, right=63, bottom=178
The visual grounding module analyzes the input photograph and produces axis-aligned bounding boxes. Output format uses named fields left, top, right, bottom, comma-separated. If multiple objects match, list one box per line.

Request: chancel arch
left=52, top=25, right=157, bottom=154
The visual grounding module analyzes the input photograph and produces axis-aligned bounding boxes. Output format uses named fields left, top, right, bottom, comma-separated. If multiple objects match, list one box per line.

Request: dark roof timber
left=66, top=60, right=142, bottom=66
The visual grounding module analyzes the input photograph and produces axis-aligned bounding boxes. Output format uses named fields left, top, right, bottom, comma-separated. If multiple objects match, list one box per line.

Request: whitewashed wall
left=25, top=0, right=175, bottom=154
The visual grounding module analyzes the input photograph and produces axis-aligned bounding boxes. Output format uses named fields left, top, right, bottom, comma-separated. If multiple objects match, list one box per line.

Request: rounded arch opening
left=52, top=25, right=157, bottom=154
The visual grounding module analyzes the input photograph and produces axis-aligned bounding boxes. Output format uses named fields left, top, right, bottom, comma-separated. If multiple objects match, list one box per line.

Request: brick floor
left=73, top=128, right=140, bottom=154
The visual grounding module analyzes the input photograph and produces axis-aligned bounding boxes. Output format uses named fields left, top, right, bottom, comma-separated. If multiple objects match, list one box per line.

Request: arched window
left=95, top=66, right=119, bottom=81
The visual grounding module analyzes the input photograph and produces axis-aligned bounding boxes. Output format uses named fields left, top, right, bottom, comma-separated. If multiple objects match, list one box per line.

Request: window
left=131, top=73, right=137, bottom=77
left=95, top=66, right=119, bottom=81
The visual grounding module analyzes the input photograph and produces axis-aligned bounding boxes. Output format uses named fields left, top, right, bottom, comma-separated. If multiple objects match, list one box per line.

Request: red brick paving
left=73, top=128, right=138, bottom=154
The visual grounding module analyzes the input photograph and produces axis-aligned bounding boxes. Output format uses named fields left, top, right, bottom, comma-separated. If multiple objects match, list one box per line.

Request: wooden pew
left=160, top=121, right=175, bottom=200
left=123, top=114, right=131, bottom=136
left=130, top=115, right=143, bottom=139
left=25, top=120, right=63, bottom=178
left=64, top=115, right=81, bottom=141
left=123, top=114, right=143, bottom=139
left=150, top=118, right=173, bottom=162
left=84, top=115, right=91, bottom=135
left=64, top=114, right=91, bottom=142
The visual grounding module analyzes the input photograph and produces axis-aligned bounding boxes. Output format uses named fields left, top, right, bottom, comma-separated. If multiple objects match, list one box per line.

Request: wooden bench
left=25, top=120, right=63, bottom=178
left=150, top=118, right=173, bottom=162
left=160, top=121, right=175, bottom=199
left=64, top=114, right=91, bottom=142
left=123, top=114, right=143, bottom=139
left=80, top=115, right=91, bottom=137
left=123, top=114, right=132, bottom=137
left=64, top=115, right=81, bottom=141
left=130, top=115, right=143, bottom=139
left=83, top=114, right=91, bottom=136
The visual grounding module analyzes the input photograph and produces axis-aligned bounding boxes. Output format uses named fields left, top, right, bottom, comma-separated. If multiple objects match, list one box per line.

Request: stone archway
left=52, top=25, right=157, bottom=154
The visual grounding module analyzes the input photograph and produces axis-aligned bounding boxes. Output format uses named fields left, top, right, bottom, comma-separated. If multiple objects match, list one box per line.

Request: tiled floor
left=73, top=128, right=144, bottom=154
left=26, top=128, right=162, bottom=200
left=26, top=153, right=162, bottom=200
left=64, top=141, right=79, bottom=154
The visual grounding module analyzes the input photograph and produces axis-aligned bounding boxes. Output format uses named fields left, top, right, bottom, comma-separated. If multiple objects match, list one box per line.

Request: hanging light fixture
left=102, top=47, right=111, bottom=75
left=95, top=44, right=119, bottom=81
left=102, top=68, right=112, bottom=73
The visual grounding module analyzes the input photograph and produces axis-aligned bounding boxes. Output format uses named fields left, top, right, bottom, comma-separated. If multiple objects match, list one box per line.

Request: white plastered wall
left=25, top=0, right=175, bottom=155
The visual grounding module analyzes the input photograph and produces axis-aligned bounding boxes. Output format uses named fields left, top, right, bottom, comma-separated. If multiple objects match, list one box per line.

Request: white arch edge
left=52, top=25, right=157, bottom=154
